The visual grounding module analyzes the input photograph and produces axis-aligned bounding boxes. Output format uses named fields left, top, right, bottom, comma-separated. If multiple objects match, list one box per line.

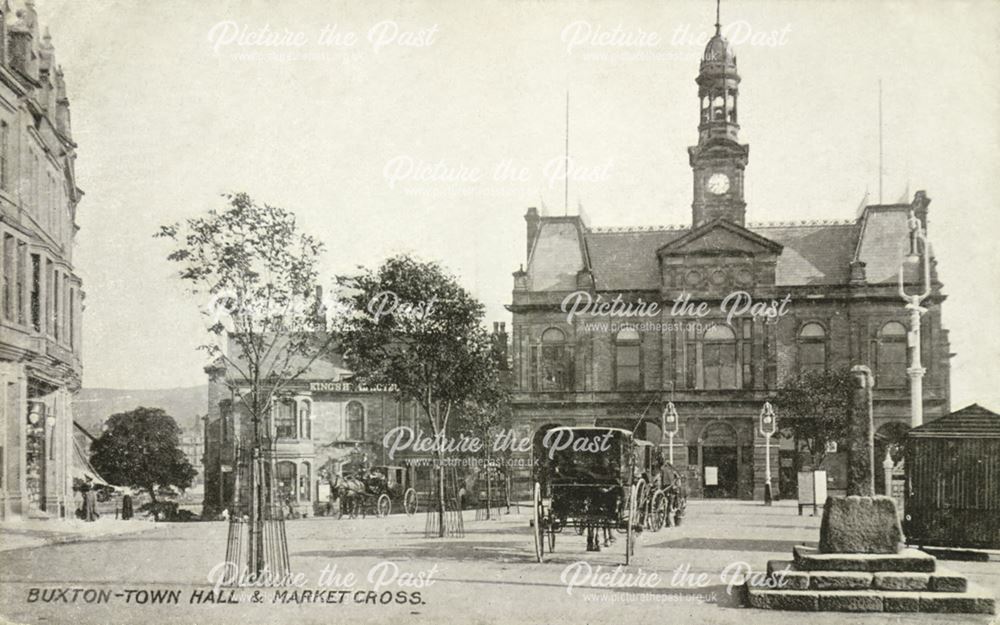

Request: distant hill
left=73, top=386, right=208, bottom=436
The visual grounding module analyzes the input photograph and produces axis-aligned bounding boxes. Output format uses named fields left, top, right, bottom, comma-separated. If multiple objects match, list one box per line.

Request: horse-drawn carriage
left=531, top=427, right=647, bottom=564
left=531, top=427, right=688, bottom=564
left=632, top=440, right=688, bottom=531
left=329, top=464, right=418, bottom=518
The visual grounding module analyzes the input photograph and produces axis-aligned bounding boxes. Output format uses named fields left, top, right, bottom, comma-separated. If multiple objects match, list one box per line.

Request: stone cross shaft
left=847, top=365, right=875, bottom=496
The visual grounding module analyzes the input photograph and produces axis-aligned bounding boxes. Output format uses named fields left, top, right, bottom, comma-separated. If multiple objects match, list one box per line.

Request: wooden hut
left=904, top=404, right=1000, bottom=549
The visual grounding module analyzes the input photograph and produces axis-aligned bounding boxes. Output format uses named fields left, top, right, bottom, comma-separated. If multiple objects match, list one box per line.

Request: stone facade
left=0, top=1, right=84, bottom=520
left=507, top=23, right=949, bottom=501
left=201, top=343, right=428, bottom=517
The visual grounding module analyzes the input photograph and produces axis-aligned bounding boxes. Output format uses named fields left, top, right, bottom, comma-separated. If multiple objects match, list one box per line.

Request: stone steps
left=793, top=545, right=936, bottom=572
left=767, top=559, right=968, bottom=592
left=745, top=585, right=996, bottom=614
left=744, top=547, right=995, bottom=614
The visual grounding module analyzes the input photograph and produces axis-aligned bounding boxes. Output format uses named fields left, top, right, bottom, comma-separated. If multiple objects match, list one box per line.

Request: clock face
left=707, top=172, right=731, bottom=195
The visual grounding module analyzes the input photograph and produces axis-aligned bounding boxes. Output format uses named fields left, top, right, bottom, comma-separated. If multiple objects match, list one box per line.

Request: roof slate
left=526, top=204, right=923, bottom=292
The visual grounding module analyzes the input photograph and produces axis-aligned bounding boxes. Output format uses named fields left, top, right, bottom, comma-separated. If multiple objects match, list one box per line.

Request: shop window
left=30, top=255, right=40, bottom=332
left=276, top=462, right=296, bottom=502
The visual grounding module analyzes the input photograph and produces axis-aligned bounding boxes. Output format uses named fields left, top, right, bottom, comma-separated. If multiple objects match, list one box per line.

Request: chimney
left=849, top=260, right=867, bottom=285
left=39, top=28, right=56, bottom=114
left=8, top=15, right=33, bottom=79
left=524, top=207, right=540, bottom=261
left=55, top=67, right=72, bottom=138
left=313, top=284, right=327, bottom=330
left=512, top=264, right=528, bottom=291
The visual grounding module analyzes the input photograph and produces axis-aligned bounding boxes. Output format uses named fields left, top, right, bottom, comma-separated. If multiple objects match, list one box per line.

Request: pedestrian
left=81, top=478, right=99, bottom=522
left=121, top=493, right=133, bottom=520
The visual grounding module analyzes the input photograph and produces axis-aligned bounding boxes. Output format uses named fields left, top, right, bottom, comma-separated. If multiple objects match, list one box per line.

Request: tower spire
left=688, top=0, right=748, bottom=228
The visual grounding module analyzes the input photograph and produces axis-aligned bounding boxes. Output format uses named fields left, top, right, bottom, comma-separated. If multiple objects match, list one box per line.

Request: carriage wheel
left=625, top=483, right=638, bottom=566
left=532, top=482, right=544, bottom=563
left=377, top=494, right=391, bottom=518
left=635, top=479, right=649, bottom=529
left=403, top=488, right=417, bottom=516
left=650, top=491, right=667, bottom=532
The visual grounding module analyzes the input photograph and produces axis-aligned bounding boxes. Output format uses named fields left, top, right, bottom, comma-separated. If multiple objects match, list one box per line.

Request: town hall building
left=507, top=18, right=950, bottom=501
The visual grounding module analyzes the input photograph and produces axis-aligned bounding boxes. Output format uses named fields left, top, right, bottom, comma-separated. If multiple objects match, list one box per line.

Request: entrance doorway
left=702, top=446, right=738, bottom=498
left=700, top=421, right=739, bottom=498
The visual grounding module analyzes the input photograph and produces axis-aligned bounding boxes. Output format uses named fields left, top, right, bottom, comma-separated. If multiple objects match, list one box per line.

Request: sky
left=35, top=0, right=1000, bottom=410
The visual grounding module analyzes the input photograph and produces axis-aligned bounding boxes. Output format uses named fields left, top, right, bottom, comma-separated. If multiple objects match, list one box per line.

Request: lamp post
left=661, top=401, right=680, bottom=464
left=759, top=402, right=777, bottom=505
left=897, top=208, right=932, bottom=428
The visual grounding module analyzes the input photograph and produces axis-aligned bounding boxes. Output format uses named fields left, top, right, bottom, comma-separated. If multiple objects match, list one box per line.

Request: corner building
left=0, top=1, right=85, bottom=519
left=507, top=22, right=950, bottom=500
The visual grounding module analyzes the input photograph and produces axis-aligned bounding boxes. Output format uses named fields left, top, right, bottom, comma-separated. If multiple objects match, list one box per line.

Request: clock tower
left=688, top=11, right=749, bottom=228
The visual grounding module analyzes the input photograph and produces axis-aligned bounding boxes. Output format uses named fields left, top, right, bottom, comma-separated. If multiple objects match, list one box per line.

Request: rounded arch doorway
left=699, top=421, right=739, bottom=499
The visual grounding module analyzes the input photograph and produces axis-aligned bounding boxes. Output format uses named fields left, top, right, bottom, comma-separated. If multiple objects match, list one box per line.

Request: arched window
left=703, top=325, right=737, bottom=390
left=878, top=322, right=908, bottom=388
left=346, top=401, right=365, bottom=441
left=299, top=462, right=311, bottom=501
left=276, top=461, right=296, bottom=502
left=615, top=327, right=641, bottom=390
left=534, top=328, right=573, bottom=391
left=298, top=400, right=311, bottom=440
left=274, top=399, right=296, bottom=439
left=798, top=322, right=827, bottom=374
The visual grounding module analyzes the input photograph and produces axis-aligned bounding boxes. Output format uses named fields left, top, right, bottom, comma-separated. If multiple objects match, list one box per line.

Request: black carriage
left=329, top=464, right=418, bottom=518
left=370, top=465, right=419, bottom=516
left=531, top=427, right=652, bottom=564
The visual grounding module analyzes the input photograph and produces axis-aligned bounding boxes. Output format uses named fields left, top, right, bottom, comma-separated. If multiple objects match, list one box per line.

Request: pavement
left=0, top=517, right=164, bottom=552
left=0, top=499, right=996, bottom=625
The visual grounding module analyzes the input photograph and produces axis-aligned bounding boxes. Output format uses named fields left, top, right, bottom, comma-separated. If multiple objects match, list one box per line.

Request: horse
left=328, top=474, right=367, bottom=519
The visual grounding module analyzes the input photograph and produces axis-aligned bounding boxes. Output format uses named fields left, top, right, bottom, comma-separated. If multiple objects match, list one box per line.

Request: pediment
left=657, top=218, right=782, bottom=257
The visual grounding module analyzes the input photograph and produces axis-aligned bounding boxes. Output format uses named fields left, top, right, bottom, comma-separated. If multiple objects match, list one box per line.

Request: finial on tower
left=715, top=0, right=721, bottom=35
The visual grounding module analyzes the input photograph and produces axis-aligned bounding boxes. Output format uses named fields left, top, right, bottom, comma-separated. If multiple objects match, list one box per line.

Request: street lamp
left=759, top=402, right=777, bottom=506
left=897, top=208, right=932, bottom=428
left=661, top=401, right=680, bottom=464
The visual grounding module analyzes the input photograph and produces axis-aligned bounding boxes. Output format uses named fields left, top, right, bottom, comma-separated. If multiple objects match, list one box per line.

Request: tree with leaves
left=334, top=255, right=505, bottom=536
left=774, top=368, right=855, bottom=470
left=156, top=192, right=330, bottom=573
left=90, top=408, right=196, bottom=506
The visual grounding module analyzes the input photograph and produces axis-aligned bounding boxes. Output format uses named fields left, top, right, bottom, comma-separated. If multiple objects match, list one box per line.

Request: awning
left=72, top=437, right=111, bottom=487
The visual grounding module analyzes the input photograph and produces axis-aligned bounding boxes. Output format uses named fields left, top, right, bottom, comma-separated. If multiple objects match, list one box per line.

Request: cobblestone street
left=1, top=500, right=996, bottom=625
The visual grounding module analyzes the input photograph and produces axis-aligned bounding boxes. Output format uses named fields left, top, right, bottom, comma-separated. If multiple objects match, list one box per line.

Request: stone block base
left=745, top=586, right=996, bottom=614
left=819, top=495, right=904, bottom=554
left=794, top=545, right=935, bottom=572
left=745, top=547, right=995, bottom=614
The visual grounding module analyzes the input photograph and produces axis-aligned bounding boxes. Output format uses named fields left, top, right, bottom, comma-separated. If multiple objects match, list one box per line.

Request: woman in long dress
left=81, top=480, right=99, bottom=521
